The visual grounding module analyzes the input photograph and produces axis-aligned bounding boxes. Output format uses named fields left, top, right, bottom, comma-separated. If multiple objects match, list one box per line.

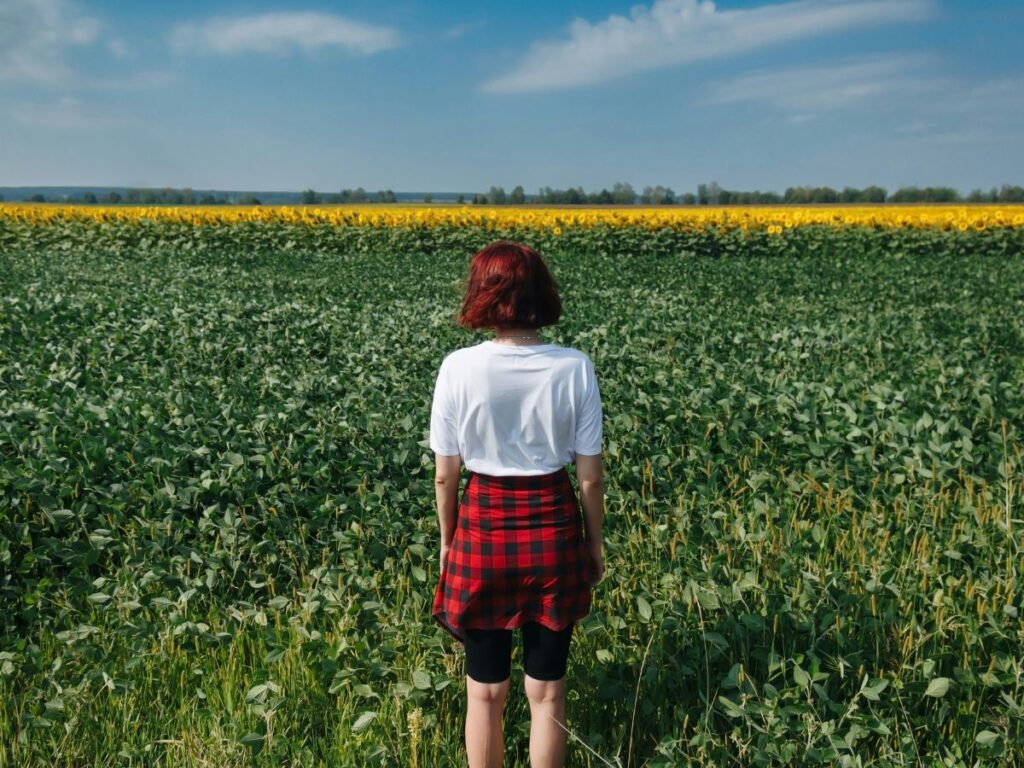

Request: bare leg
left=524, top=673, right=567, bottom=768
left=466, top=675, right=511, bottom=768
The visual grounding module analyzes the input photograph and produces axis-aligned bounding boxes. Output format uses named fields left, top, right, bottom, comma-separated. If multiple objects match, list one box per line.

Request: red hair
left=458, top=241, right=562, bottom=330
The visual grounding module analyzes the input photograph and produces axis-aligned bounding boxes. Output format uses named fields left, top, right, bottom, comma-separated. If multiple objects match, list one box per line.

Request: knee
left=467, top=675, right=511, bottom=705
left=524, top=673, right=565, bottom=706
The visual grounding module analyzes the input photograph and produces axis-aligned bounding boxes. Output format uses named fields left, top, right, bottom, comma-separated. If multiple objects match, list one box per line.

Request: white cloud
left=785, top=113, right=815, bottom=125
left=703, top=52, right=950, bottom=112
left=107, top=37, right=131, bottom=59
left=921, top=76, right=1024, bottom=145
left=10, top=96, right=122, bottom=129
left=934, top=76, right=1024, bottom=117
left=704, top=52, right=1024, bottom=150
left=0, top=0, right=101, bottom=84
left=895, top=119, right=934, bottom=134
left=87, top=70, right=175, bottom=90
left=482, top=0, right=935, bottom=93
left=703, top=55, right=1024, bottom=127
left=443, top=20, right=486, bottom=40
left=170, top=11, right=401, bottom=57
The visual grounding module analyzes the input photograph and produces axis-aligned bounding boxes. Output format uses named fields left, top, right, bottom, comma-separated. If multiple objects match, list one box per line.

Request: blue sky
left=1, top=0, right=1021, bottom=193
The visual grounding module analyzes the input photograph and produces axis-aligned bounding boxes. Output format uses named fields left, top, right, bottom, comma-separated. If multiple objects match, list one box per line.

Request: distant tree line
left=698, top=183, right=1024, bottom=205
left=467, top=186, right=526, bottom=205
left=23, top=188, right=233, bottom=205
left=23, top=188, right=238, bottom=204
left=301, top=188, right=397, bottom=204
left=13, top=182, right=1024, bottom=205
left=535, top=182, right=645, bottom=205
left=18, top=186, right=399, bottom=205
left=466, top=182, right=1024, bottom=205
left=463, top=183, right=673, bottom=205
left=963, top=185, right=1024, bottom=203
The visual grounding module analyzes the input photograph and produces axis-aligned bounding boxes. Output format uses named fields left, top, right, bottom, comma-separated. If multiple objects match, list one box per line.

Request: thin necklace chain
left=494, top=333, right=542, bottom=342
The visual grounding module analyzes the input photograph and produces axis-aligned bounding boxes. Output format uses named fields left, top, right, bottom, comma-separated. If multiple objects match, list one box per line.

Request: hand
left=440, top=542, right=451, bottom=572
left=585, top=538, right=604, bottom=585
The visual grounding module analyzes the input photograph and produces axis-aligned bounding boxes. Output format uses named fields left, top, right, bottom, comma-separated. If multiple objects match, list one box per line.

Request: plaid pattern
left=432, top=467, right=592, bottom=645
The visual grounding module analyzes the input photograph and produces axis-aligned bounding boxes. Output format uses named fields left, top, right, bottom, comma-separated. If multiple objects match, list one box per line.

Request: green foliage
left=0, top=221, right=1022, bottom=766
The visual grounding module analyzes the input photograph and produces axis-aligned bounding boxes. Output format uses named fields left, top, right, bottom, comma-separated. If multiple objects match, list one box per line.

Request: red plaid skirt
left=432, top=467, right=593, bottom=644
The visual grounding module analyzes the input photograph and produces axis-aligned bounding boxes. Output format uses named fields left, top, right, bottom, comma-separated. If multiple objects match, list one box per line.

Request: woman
left=429, top=240, right=605, bottom=768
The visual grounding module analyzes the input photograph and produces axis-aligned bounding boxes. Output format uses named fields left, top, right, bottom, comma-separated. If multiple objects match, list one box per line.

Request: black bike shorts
left=463, top=621, right=576, bottom=683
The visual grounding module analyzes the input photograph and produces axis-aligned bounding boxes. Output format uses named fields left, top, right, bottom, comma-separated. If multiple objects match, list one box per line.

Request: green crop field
left=2, top=220, right=1023, bottom=766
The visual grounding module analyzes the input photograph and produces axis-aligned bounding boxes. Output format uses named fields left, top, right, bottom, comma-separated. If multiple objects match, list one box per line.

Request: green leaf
left=637, top=596, right=652, bottom=622
left=924, top=677, right=951, bottom=698
left=717, top=696, right=745, bottom=718
left=412, top=670, right=432, bottom=690
left=793, top=664, right=810, bottom=689
left=352, top=711, right=377, bottom=732
left=224, top=451, right=245, bottom=467
left=975, top=730, right=999, bottom=747
left=246, top=682, right=277, bottom=702
left=85, top=403, right=108, bottom=421
left=353, top=684, right=378, bottom=699
left=696, top=587, right=720, bottom=610
left=860, top=678, right=888, bottom=701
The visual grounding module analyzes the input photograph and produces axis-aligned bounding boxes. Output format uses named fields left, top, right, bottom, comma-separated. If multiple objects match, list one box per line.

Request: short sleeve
left=429, top=358, right=460, bottom=456
left=574, top=356, right=603, bottom=456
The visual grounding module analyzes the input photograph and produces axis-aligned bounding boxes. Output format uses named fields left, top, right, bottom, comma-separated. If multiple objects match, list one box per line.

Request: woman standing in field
left=430, top=240, right=605, bottom=768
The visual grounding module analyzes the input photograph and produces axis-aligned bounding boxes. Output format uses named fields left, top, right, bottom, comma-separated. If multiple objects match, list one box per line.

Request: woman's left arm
left=434, top=453, right=462, bottom=567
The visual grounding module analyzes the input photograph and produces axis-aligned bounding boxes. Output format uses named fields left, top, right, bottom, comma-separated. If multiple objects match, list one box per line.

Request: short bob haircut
left=458, top=241, right=562, bottom=330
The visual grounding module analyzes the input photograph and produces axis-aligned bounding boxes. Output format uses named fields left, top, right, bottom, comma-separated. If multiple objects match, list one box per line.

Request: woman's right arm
left=575, top=453, right=605, bottom=584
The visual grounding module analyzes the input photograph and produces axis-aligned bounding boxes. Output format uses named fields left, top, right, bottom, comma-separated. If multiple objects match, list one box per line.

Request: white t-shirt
left=429, top=340, right=603, bottom=476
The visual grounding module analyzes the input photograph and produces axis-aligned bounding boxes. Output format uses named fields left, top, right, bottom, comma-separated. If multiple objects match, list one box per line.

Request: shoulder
left=540, top=346, right=597, bottom=385
left=551, top=345, right=595, bottom=371
left=437, top=343, right=486, bottom=376
left=550, top=344, right=589, bottom=360
left=443, top=342, right=485, bottom=364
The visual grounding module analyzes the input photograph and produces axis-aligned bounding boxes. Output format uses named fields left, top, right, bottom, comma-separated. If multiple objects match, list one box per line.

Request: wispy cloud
left=704, top=51, right=1024, bottom=149
left=934, top=77, right=1024, bottom=117
left=87, top=70, right=175, bottom=91
left=702, top=52, right=950, bottom=112
left=170, top=11, right=401, bottom=57
left=917, top=76, right=1024, bottom=145
left=107, top=37, right=131, bottom=59
left=482, top=0, right=935, bottom=94
left=0, top=0, right=101, bottom=84
left=443, top=20, right=486, bottom=40
left=10, top=96, right=123, bottom=129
